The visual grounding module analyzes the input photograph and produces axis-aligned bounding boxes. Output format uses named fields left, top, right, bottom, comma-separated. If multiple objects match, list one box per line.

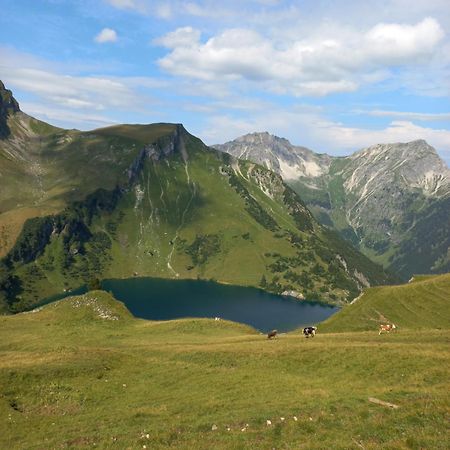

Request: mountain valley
left=215, top=133, right=450, bottom=280
left=0, top=82, right=394, bottom=312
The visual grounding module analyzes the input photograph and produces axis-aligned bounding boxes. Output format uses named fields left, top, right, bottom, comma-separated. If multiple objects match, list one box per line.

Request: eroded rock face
left=0, top=80, right=20, bottom=138
left=214, top=132, right=332, bottom=182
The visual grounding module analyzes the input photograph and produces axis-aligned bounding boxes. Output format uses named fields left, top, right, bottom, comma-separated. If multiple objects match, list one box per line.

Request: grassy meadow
left=1, top=279, right=449, bottom=449
left=321, top=273, right=450, bottom=332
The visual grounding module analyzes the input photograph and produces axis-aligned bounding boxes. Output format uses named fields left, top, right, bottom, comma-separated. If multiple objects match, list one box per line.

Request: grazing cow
left=303, top=326, right=317, bottom=338
left=267, top=329, right=278, bottom=339
left=379, top=323, right=396, bottom=335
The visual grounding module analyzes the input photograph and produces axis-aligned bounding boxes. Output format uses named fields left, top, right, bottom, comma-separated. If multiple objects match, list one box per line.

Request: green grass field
left=1, top=279, right=449, bottom=449
left=321, top=273, right=450, bottom=332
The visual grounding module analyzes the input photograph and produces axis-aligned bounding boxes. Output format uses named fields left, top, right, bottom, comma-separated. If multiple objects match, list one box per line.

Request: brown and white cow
left=267, top=329, right=278, bottom=339
left=379, top=324, right=396, bottom=335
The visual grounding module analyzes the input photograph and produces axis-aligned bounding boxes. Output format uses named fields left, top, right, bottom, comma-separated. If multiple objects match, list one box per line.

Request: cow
left=379, top=323, right=396, bottom=335
left=267, top=329, right=278, bottom=339
left=303, top=326, right=317, bottom=338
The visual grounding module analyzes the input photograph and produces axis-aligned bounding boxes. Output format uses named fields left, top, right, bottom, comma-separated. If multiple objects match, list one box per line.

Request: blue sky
left=1, top=0, right=449, bottom=162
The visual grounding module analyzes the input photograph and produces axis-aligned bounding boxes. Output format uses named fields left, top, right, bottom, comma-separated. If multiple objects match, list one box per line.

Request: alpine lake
left=45, top=277, right=339, bottom=333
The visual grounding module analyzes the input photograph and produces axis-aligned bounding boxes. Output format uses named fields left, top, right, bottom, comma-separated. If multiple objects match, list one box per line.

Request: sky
left=1, top=0, right=450, bottom=162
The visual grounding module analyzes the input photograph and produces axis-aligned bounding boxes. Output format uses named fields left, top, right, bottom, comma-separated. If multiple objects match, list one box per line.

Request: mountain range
left=215, top=132, right=450, bottom=280
left=0, top=81, right=394, bottom=312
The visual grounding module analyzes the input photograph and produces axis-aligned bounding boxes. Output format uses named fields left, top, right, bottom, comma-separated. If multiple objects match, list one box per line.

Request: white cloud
left=154, top=27, right=201, bottom=48
left=21, top=102, right=119, bottom=129
left=0, top=48, right=157, bottom=115
left=317, top=120, right=450, bottom=158
left=365, top=17, right=444, bottom=64
left=155, top=3, right=173, bottom=19
left=155, top=18, right=445, bottom=96
left=107, top=0, right=137, bottom=7
left=1, top=67, right=139, bottom=110
left=105, top=0, right=148, bottom=13
left=95, top=28, right=118, bottom=43
left=357, top=110, right=450, bottom=121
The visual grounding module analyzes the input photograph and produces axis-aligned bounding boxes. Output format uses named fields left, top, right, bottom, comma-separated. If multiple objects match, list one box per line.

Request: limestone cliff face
left=215, top=132, right=332, bottom=183
left=126, top=124, right=189, bottom=183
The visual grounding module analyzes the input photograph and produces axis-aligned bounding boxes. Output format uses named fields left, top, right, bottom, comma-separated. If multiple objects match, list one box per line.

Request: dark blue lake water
left=41, top=277, right=338, bottom=332
left=99, top=277, right=338, bottom=332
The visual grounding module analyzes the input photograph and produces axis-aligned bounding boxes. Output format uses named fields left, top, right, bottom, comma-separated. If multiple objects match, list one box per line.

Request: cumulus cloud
left=365, top=17, right=444, bottom=64
left=155, top=18, right=445, bottom=96
left=95, top=28, right=118, bottom=43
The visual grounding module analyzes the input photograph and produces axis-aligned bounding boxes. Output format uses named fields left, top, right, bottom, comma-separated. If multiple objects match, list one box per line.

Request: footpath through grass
left=0, top=290, right=449, bottom=449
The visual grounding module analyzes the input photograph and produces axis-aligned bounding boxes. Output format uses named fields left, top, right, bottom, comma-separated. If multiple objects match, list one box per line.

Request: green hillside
left=0, top=99, right=394, bottom=312
left=0, top=291, right=448, bottom=449
left=320, top=273, right=450, bottom=333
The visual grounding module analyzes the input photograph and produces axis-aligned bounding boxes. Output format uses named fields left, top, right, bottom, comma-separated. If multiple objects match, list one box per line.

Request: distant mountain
left=215, top=133, right=450, bottom=279
left=214, top=132, right=332, bottom=180
left=0, top=82, right=394, bottom=312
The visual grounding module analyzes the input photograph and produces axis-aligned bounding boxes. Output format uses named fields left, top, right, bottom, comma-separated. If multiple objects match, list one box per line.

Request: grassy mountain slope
left=1, top=104, right=394, bottom=311
left=0, top=115, right=177, bottom=258
left=0, top=291, right=448, bottom=449
left=320, top=273, right=450, bottom=333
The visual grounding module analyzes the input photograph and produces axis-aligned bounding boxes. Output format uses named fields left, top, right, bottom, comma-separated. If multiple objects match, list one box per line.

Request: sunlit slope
left=0, top=114, right=179, bottom=257
left=4, top=126, right=393, bottom=311
left=320, top=273, right=450, bottom=332
left=0, top=291, right=448, bottom=449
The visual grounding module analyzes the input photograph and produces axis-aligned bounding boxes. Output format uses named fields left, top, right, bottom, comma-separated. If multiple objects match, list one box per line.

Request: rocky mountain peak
left=214, top=132, right=331, bottom=181
left=0, top=80, right=20, bottom=113
left=235, top=131, right=291, bottom=147
left=0, top=80, right=20, bottom=138
left=348, top=140, right=449, bottom=197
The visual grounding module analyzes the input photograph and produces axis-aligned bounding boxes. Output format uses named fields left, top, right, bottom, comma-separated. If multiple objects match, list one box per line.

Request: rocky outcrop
left=281, top=290, right=305, bottom=300
left=0, top=80, right=20, bottom=138
left=127, top=124, right=189, bottom=183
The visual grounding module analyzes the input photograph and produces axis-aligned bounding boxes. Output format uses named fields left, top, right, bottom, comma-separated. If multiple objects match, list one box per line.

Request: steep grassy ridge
left=320, top=273, right=450, bottom=332
left=0, top=291, right=448, bottom=449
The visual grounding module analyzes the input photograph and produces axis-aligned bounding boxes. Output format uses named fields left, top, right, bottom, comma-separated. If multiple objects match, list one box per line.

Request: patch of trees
left=185, top=234, right=221, bottom=266
left=7, top=216, right=55, bottom=264
left=0, top=261, right=23, bottom=308
left=70, top=187, right=122, bottom=225
left=282, top=187, right=314, bottom=232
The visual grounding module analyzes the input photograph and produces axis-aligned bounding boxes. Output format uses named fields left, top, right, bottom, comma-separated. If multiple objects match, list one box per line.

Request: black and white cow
left=303, top=326, right=317, bottom=338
